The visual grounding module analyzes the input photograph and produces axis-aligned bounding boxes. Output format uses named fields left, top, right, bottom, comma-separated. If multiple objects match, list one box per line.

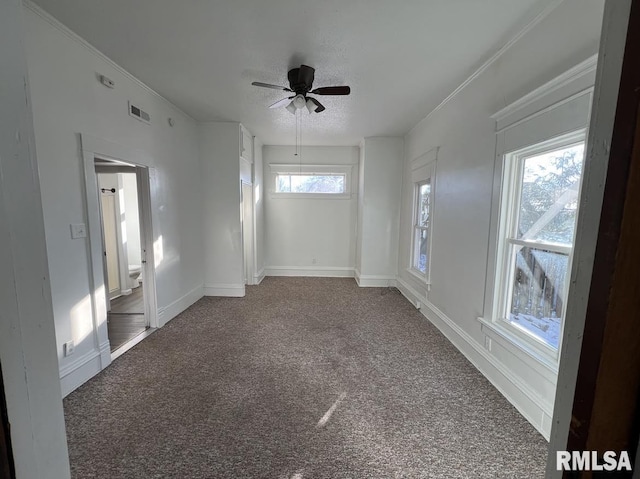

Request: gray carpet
left=64, top=277, right=547, bottom=478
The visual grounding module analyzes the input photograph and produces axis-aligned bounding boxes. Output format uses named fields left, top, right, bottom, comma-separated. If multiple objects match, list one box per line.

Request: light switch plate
left=70, top=223, right=87, bottom=239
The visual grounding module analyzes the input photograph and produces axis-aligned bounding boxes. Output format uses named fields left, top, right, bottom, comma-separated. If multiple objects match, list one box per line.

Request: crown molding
left=407, top=0, right=567, bottom=138
left=491, top=54, right=597, bottom=124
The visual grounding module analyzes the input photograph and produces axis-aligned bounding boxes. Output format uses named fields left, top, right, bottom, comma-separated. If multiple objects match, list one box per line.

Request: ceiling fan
left=251, top=65, right=350, bottom=114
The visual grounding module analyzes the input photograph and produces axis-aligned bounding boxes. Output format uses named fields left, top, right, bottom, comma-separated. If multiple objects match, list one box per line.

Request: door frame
left=81, top=135, right=159, bottom=361
left=241, top=180, right=255, bottom=285
left=0, top=366, right=15, bottom=479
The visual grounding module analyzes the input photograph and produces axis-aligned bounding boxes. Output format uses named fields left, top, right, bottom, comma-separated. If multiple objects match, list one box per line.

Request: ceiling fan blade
left=309, top=97, right=326, bottom=113
left=268, top=97, right=294, bottom=109
left=252, top=81, right=292, bottom=92
left=298, top=65, right=315, bottom=88
left=310, top=86, right=351, bottom=95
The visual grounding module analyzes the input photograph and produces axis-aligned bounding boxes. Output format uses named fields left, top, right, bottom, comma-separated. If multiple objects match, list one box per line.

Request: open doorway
left=94, top=159, right=153, bottom=356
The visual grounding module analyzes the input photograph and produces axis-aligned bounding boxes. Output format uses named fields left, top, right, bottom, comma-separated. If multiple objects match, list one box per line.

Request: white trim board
left=354, top=269, right=397, bottom=287
left=157, top=284, right=204, bottom=327
left=492, top=55, right=598, bottom=130
left=265, top=266, right=354, bottom=278
left=204, top=283, right=246, bottom=297
left=396, top=277, right=553, bottom=439
left=253, top=267, right=266, bottom=285
left=22, top=0, right=195, bottom=123
left=491, top=54, right=598, bottom=130
left=59, top=341, right=110, bottom=397
left=407, top=0, right=566, bottom=137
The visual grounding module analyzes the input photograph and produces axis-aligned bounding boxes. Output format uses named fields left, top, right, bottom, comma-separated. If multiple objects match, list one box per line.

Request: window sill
left=406, top=267, right=430, bottom=290
left=477, top=316, right=559, bottom=375
left=269, top=192, right=352, bottom=200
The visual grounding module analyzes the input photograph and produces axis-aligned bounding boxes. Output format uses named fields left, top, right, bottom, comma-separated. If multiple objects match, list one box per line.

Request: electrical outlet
left=64, top=340, right=75, bottom=357
left=484, top=337, right=492, bottom=351
left=312, top=258, right=317, bottom=265
left=70, top=223, right=87, bottom=239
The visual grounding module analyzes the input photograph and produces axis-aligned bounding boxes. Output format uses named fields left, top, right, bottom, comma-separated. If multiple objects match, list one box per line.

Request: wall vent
left=128, top=101, right=150, bottom=124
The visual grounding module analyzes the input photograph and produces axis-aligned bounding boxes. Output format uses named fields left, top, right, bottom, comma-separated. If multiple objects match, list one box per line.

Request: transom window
left=496, top=133, right=585, bottom=351
left=269, top=163, right=352, bottom=199
left=275, top=174, right=345, bottom=194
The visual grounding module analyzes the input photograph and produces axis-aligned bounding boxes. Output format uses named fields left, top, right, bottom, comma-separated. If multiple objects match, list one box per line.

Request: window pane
left=276, top=174, right=345, bottom=194
left=418, top=181, right=431, bottom=227
left=414, top=227, right=428, bottom=274
left=517, top=143, right=584, bottom=245
left=277, top=175, right=291, bottom=192
left=508, top=246, right=568, bottom=349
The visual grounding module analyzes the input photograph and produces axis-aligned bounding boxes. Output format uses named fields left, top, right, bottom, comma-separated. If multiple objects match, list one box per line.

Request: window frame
left=408, top=154, right=436, bottom=284
left=410, top=180, right=432, bottom=280
left=269, top=163, right=353, bottom=199
left=491, top=129, right=587, bottom=362
left=275, top=173, right=347, bottom=195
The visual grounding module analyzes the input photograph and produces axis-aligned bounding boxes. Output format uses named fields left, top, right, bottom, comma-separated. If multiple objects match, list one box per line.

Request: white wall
left=24, top=3, right=204, bottom=395
left=264, top=146, right=359, bottom=277
left=199, top=122, right=245, bottom=297
left=396, top=0, right=605, bottom=438
left=0, top=0, right=70, bottom=476
left=356, top=137, right=404, bottom=286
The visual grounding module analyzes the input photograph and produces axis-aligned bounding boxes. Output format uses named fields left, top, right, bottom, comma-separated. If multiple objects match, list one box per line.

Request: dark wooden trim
left=566, top=0, right=640, bottom=475
left=0, top=366, right=15, bottom=479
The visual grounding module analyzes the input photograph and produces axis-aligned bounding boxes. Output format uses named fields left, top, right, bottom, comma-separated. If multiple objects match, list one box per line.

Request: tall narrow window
left=496, top=133, right=585, bottom=350
left=412, top=179, right=432, bottom=277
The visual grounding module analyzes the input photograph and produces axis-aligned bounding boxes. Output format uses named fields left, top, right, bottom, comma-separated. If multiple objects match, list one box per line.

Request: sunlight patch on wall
left=70, top=294, right=94, bottom=345
left=154, top=234, right=164, bottom=267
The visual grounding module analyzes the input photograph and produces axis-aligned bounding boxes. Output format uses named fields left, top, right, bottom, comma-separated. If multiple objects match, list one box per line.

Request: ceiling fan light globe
left=285, top=102, right=297, bottom=114
left=306, top=99, right=318, bottom=113
left=293, top=94, right=307, bottom=109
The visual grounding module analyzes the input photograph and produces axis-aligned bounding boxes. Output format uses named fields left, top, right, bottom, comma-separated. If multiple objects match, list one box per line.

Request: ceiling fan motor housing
left=288, top=65, right=315, bottom=94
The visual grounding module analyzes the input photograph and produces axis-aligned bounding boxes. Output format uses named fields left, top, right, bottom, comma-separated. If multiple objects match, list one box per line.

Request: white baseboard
left=396, top=277, right=552, bottom=440
left=265, top=266, right=355, bottom=278
left=253, top=267, right=266, bottom=285
left=59, top=348, right=100, bottom=397
left=59, top=286, right=204, bottom=397
left=158, top=284, right=204, bottom=326
left=354, top=269, right=397, bottom=287
left=204, top=283, right=246, bottom=297
left=395, top=276, right=427, bottom=308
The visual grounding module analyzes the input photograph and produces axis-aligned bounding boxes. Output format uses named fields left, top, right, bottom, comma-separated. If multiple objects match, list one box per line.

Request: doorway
left=242, top=182, right=254, bottom=286
left=0, top=367, right=15, bottom=479
left=95, top=160, right=153, bottom=356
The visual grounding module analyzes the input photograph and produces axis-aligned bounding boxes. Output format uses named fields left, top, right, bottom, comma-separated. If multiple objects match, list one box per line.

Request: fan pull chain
left=299, top=110, right=303, bottom=172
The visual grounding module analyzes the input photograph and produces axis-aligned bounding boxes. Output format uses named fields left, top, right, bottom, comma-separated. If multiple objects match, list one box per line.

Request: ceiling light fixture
left=306, top=99, right=319, bottom=114
left=285, top=102, right=297, bottom=114
left=293, top=94, right=307, bottom=110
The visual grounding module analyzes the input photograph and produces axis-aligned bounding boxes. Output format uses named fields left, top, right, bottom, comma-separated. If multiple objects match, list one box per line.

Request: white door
left=242, top=182, right=254, bottom=285
left=101, top=193, right=120, bottom=295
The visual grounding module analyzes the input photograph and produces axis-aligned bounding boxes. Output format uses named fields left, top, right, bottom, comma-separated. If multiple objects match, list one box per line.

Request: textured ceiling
left=32, top=0, right=555, bottom=145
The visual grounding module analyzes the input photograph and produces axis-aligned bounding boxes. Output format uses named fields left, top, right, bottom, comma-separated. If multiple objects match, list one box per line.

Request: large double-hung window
left=495, top=131, right=586, bottom=351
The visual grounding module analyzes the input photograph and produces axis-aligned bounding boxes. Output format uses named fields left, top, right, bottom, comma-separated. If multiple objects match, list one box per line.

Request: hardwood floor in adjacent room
left=107, top=287, right=146, bottom=352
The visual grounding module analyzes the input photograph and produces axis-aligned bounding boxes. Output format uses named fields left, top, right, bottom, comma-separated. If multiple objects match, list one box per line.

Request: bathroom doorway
left=95, top=160, right=152, bottom=356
